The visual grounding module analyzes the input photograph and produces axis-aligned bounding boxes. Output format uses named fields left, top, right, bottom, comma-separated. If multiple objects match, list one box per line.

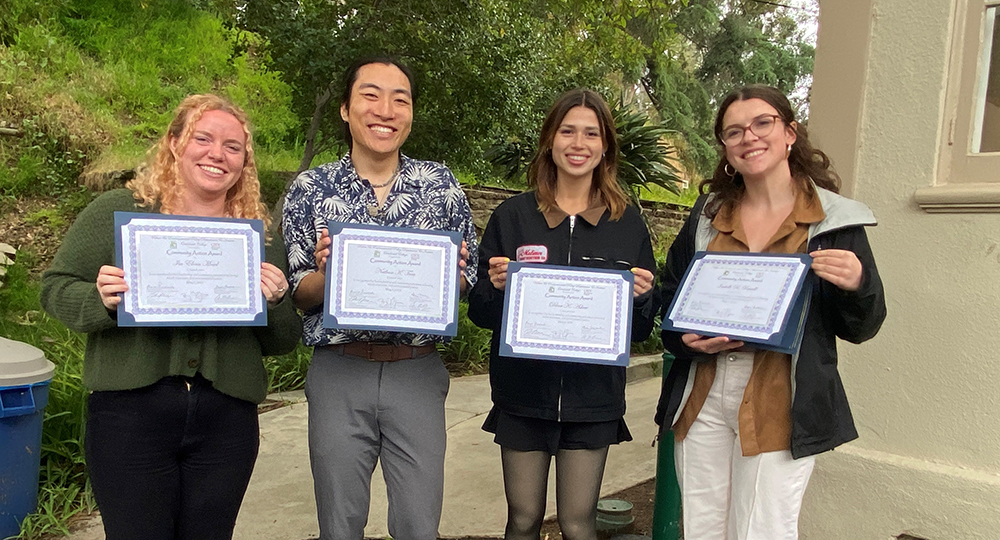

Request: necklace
left=365, top=163, right=402, bottom=216
left=365, top=162, right=402, bottom=189
left=368, top=175, right=396, bottom=189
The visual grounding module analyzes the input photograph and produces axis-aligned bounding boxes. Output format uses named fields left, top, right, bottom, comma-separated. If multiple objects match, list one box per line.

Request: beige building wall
left=802, top=0, right=1000, bottom=538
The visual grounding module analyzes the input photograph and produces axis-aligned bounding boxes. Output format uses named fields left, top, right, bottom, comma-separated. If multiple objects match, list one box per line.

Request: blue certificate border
left=499, top=263, right=634, bottom=367
left=322, top=222, right=461, bottom=336
left=114, top=212, right=266, bottom=327
left=661, top=251, right=812, bottom=353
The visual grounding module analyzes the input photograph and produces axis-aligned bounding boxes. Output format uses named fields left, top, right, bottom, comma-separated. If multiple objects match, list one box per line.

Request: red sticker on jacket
left=516, top=245, right=548, bottom=263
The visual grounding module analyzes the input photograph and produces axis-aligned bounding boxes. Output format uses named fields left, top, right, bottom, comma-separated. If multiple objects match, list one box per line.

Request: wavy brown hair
left=127, top=94, right=269, bottom=230
left=528, top=88, right=629, bottom=220
left=700, top=85, right=841, bottom=218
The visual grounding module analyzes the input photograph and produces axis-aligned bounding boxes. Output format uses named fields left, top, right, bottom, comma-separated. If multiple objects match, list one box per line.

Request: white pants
left=675, top=353, right=815, bottom=540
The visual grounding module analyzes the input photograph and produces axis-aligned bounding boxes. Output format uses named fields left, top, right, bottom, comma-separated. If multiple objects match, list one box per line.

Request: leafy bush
left=439, top=301, right=492, bottom=375
left=264, top=344, right=312, bottom=394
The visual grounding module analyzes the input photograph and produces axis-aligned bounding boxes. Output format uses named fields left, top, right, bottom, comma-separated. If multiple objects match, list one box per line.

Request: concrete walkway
left=67, top=355, right=665, bottom=540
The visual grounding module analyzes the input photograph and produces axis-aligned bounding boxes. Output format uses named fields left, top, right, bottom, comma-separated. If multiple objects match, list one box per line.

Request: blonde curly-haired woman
left=41, top=94, right=302, bottom=540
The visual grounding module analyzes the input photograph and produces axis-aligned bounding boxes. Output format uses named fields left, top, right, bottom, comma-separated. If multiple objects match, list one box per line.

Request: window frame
left=918, top=0, right=1000, bottom=212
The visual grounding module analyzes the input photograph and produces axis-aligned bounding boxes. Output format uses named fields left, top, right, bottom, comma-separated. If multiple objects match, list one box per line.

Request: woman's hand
left=488, top=256, right=509, bottom=291
left=96, top=265, right=128, bottom=311
left=261, top=262, right=289, bottom=306
left=631, top=267, right=653, bottom=297
left=809, top=248, right=863, bottom=291
left=681, top=333, right=744, bottom=355
left=314, top=229, right=331, bottom=275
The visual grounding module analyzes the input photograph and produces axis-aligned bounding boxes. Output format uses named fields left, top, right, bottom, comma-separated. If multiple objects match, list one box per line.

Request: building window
left=972, top=6, right=1000, bottom=153
left=918, top=1, right=1000, bottom=212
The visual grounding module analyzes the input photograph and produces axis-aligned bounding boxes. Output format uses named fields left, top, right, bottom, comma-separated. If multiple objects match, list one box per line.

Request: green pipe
left=652, top=352, right=681, bottom=540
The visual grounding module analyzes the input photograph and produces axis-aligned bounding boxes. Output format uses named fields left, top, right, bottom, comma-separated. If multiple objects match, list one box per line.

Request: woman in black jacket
left=468, top=89, right=656, bottom=540
left=656, top=85, right=886, bottom=540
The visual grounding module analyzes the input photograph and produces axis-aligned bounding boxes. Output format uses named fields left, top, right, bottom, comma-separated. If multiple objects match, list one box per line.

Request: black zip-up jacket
left=468, top=192, right=658, bottom=422
left=655, top=189, right=887, bottom=458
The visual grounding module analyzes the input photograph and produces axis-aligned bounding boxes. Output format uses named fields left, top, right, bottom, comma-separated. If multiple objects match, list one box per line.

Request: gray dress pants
left=306, top=346, right=450, bottom=540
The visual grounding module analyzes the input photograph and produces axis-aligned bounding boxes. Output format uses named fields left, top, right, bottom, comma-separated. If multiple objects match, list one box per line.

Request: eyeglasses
left=720, top=114, right=783, bottom=146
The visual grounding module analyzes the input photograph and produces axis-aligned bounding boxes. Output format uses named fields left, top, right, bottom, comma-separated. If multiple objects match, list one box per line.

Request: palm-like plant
left=486, top=101, right=684, bottom=204
left=612, top=101, right=683, bottom=208
left=483, top=139, right=534, bottom=185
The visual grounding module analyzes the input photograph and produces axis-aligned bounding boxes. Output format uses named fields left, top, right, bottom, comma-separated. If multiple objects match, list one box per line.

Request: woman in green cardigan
left=40, top=94, right=302, bottom=540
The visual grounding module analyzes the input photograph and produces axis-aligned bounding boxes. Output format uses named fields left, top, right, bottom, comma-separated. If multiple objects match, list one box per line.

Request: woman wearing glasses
left=655, top=85, right=886, bottom=539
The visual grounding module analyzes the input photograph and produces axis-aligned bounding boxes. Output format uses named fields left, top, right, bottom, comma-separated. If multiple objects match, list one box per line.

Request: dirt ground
left=539, top=477, right=657, bottom=539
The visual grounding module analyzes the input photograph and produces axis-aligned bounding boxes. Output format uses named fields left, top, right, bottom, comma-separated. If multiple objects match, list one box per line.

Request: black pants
left=85, top=375, right=259, bottom=540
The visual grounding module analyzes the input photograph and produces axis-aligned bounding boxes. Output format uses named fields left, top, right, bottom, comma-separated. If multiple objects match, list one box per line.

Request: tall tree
left=641, top=0, right=816, bottom=175
left=236, top=0, right=679, bottom=174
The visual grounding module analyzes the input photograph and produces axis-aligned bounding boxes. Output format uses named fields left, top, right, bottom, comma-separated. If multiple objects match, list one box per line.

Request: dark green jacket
left=41, top=189, right=302, bottom=404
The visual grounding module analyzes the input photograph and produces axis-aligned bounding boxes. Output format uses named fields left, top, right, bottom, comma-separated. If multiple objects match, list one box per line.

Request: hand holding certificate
left=114, top=212, right=266, bottom=326
left=662, top=252, right=813, bottom=354
left=500, top=263, right=634, bottom=366
left=322, top=223, right=461, bottom=336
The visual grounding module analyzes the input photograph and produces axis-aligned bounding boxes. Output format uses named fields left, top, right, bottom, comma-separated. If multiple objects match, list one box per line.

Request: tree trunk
left=297, top=84, right=335, bottom=175
left=270, top=84, right=336, bottom=227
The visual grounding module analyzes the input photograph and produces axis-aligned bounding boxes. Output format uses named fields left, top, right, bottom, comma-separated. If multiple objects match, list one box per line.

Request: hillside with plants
left=0, top=2, right=311, bottom=537
left=0, top=0, right=814, bottom=537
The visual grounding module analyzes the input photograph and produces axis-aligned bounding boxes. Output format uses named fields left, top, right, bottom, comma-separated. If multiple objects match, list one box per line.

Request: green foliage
left=439, top=301, right=492, bottom=375
left=0, top=114, right=90, bottom=201
left=240, top=0, right=676, bottom=174
left=613, top=101, right=683, bottom=206
left=641, top=0, right=816, bottom=176
left=264, top=344, right=312, bottom=393
left=483, top=139, right=533, bottom=186
left=631, top=315, right=665, bottom=355
left=0, top=0, right=299, bottom=206
left=223, top=54, right=298, bottom=149
left=25, top=209, right=67, bottom=231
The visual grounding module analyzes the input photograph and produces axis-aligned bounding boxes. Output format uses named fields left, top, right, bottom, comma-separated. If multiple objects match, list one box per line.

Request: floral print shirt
left=282, top=153, right=478, bottom=346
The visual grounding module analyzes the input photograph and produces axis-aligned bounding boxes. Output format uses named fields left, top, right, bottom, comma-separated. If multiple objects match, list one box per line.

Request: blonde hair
left=127, top=94, right=270, bottom=230
left=528, top=88, right=629, bottom=220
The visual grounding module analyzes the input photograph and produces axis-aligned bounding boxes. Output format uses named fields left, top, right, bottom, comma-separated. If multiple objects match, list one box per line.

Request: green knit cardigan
left=41, top=189, right=303, bottom=404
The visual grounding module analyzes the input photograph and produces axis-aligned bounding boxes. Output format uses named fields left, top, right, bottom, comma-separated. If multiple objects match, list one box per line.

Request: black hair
left=340, top=56, right=417, bottom=151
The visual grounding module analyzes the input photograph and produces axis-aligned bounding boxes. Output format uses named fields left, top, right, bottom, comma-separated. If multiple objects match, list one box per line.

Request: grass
left=264, top=344, right=312, bottom=394
left=636, top=181, right=701, bottom=206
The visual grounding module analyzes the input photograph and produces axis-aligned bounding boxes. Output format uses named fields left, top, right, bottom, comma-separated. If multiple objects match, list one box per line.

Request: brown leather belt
left=329, top=342, right=437, bottom=362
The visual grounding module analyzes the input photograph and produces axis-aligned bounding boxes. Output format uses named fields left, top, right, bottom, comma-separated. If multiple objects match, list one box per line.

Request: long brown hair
left=700, top=85, right=840, bottom=218
left=528, top=88, right=629, bottom=220
left=128, top=94, right=269, bottom=229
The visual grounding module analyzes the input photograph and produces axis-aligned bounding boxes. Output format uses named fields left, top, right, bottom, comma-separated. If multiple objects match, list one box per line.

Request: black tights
left=500, top=446, right=609, bottom=540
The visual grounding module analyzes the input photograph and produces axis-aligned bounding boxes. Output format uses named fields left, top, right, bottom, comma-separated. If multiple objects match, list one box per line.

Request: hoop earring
left=724, top=163, right=736, bottom=177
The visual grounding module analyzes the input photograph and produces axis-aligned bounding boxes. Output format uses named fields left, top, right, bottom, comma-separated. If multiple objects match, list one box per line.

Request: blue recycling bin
left=0, top=338, right=55, bottom=539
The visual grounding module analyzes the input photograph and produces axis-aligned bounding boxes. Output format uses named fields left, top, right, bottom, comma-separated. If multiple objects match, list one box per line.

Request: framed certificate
left=499, top=263, right=634, bottom=367
left=322, top=223, right=461, bottom=336
left=662, top=251, right=813, bottom=354
left=114, top=212, right=266, bottom=327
